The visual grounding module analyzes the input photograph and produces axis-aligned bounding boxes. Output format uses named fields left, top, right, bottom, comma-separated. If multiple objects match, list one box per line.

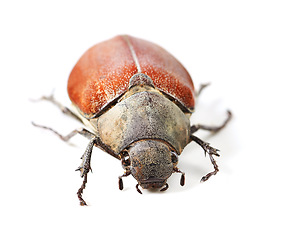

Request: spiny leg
left=31, top=93, right=83, bottom=123
left=77, top=174, right=88, bottom=206
left=33, top=122, right=119, bottom=159
left=33, top=122, right=97, bottom=205
left=76, top=137, right=119, bottom=205
left=32, top=122, right=119, bottom=158
left=32, top=122, right=94, bottom=141
left=32, top=123, right=95, bottom=141
left=75, top=137, right=97, bottom=206
left=32, top=119, right=120, bottom=159
left=190, top=135, right=220, bottom=182
left=191, top=110, right=232, bottom=134
left=33, top=122, right=119, bottom=205
left=200, top=154, right=219, bottom=182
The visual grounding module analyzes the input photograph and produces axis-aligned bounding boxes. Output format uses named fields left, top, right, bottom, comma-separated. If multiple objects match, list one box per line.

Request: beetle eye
left=171, top=152, right=178, bottom=163
left=121, top=151, right=131, bottom=166
left=122, top=157, right=130, bottom=166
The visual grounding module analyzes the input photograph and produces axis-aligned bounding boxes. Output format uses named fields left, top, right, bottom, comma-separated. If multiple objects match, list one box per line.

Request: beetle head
left=122, top=140, right=178, bottom=191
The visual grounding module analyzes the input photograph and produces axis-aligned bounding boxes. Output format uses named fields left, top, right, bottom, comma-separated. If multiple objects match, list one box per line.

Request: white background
left=1, top=0, right=284, bottom=239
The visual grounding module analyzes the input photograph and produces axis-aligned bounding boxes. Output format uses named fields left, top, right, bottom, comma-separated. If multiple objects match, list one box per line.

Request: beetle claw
left=202, top=142, right=220, bottom=157
left=75, top=166, right=91, bottom=178
left=200, top=176, right=208, bottom=182
left=200, top=171, right=217, bottom=182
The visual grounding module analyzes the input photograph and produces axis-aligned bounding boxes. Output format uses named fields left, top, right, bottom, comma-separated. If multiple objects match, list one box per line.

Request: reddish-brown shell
left=68, top=35, right=195, bottom=117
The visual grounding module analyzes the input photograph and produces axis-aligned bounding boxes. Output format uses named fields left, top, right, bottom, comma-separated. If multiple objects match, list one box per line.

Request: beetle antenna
left=118, top=170, right=131, bottom=190
left=173, top=167, right=185, bottom=186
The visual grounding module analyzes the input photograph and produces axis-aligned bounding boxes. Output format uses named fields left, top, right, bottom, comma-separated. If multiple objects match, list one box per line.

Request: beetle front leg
left=75, top=136, right=120, bottom=205
left=33, top=123, right=120, bottom=205
left=190, top=135, right=220, bottom=182
left=75, top=137, right=97, bottom=177
left=75, top=137, right=97, bottom=206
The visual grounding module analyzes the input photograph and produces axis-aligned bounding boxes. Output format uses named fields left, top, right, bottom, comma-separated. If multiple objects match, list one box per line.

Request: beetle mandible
left=33, top=35, right=232, bottom=205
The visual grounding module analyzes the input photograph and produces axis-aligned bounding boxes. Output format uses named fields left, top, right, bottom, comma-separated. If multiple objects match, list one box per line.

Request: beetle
left=33, top=35, right=232, bottom=205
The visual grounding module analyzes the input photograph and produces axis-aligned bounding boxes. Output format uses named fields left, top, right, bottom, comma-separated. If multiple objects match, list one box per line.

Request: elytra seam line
left=123, top=35, right=142, bottom=73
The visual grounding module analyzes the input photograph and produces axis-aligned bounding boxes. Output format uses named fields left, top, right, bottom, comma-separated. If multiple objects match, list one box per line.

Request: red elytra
left=68, top=35, right=195, bottom=117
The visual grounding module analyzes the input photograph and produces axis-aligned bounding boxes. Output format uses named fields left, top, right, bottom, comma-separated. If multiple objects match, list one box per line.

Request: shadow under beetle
left=33, top=35, right=232, bottom=205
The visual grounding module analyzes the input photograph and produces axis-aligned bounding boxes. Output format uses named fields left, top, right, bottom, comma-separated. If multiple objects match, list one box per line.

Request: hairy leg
left=31, top=93, right=83, bottom=123
left=191, top=110, right=232, bottom=134
left=32, top=122, right=119, bottom=205
left=190, top=135, right=220, bottom=182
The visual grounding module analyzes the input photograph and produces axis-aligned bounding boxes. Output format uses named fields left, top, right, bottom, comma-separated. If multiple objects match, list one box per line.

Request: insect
left=33, top=35, right=232, bottom=205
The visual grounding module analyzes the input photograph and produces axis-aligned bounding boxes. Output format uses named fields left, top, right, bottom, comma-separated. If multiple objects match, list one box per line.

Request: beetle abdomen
left=68, top=35, right=195, bottom=118
left=93, top=88, right=191, bottom=154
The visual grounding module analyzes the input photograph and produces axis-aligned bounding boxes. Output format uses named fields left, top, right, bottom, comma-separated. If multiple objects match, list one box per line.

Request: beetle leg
left=77, top=174, right=88, bottom=206
left=191, top=110, right=232, bottom=134
left=173, top=167, right=185, bottom=186
left=76, top=137, right=96, bottom=177
left=195, top=83, right=210, bottom=97
left=32, top=122, right=120, bottom=159
left=75, top=137, right=96, bottom=206
left=190, top=135, right=220, bottom=182
left=32, top=123, right=95, bottom=141
left=33, top=122, right=121, bottom=205
left=31, top=93, right=83, bottom=123
left=200, top=153, right=219, bottom=182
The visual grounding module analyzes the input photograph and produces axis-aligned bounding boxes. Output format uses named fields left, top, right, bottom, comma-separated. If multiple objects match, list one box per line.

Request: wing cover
left=68, top=35, right=195, bottom=117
